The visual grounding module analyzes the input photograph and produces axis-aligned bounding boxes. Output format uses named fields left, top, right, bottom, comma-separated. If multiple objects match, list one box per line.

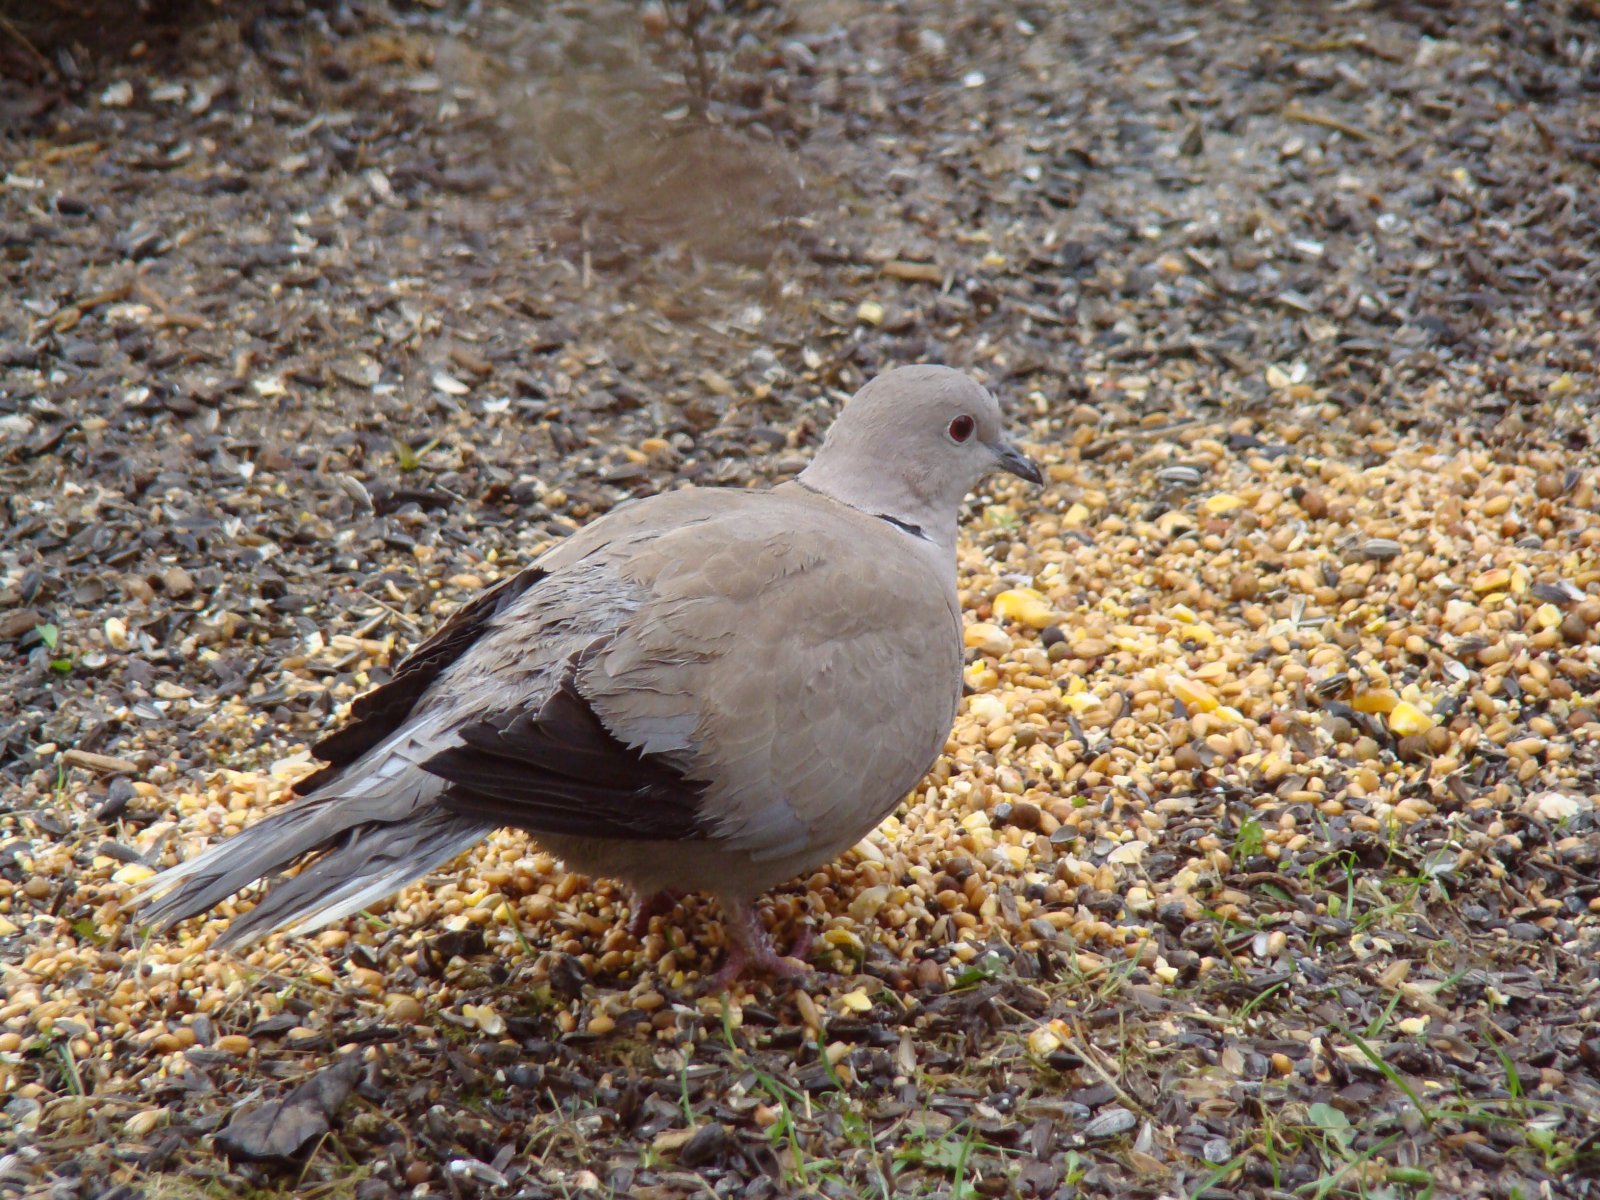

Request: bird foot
left=627, top=889, right=683, bottom=939
left=703, top=941, right=809, bottom=994
left=702, top=902, right=814, bottom=993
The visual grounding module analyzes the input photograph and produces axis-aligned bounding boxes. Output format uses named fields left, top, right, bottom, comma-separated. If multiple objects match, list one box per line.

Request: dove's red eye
left=948, top=415, right=976, bottom=443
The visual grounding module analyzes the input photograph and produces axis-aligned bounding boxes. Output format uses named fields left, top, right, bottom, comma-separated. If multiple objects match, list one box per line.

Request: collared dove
left=135, top=364, right=1041, bottom=985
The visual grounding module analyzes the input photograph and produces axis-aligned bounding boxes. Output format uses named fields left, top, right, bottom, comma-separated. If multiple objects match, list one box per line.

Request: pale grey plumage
left=133, top=364, right=1040, bottom=981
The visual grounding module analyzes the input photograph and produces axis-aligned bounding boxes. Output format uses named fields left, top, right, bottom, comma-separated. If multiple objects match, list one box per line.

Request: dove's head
left=798, top=364, right=1040, bottom=551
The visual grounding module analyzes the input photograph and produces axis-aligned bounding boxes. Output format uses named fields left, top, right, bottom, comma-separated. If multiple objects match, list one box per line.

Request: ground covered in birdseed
left=3, top=0, right=1600, bottom=1197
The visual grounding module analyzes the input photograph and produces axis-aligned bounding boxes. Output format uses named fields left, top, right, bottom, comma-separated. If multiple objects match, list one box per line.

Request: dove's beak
left=993, top=439, right=1043, bottom=485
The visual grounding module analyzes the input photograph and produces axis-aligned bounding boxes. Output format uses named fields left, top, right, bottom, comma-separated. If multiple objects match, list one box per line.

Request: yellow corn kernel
left=1203, top=493, right=1246, bottom=515
left=1353, top=690, right=1398, bottom=715
left=1388, top=702, right=1435, bottom=736
left=992, top=588, right=1055, bottom=629
left=1169, top=677, right=1218, bottom=712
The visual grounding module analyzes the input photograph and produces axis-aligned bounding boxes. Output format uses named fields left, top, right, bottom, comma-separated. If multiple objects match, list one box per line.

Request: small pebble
left=1005, top=801, right=1042, bottom=830
left=384, top=994, right=424, bottom=1023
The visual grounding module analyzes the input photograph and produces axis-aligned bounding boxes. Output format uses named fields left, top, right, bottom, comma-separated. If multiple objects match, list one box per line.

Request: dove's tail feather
left=133, top=790, right=495, bottom=948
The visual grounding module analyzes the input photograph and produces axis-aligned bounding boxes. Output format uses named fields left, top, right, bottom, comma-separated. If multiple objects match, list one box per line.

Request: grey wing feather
left=294, top=567, right=546, bottom=796
left=425, top=663, right=709, bottom=840
left=131, top=488, right=737, bottom=943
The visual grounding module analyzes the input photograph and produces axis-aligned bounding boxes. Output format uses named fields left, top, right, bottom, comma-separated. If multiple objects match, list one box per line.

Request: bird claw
left=626, top=889, right=682, bottom=939
left=701, top=911, right=817, bottom=994
left=629, top=892, right=818, bottom=992
left=702, top=943, right=811, bottom=994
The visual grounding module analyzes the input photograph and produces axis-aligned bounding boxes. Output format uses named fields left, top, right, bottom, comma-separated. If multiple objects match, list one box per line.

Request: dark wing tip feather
left=427, top=674, right=708, bottom=842
left=293, top=567, right=546, bottom=797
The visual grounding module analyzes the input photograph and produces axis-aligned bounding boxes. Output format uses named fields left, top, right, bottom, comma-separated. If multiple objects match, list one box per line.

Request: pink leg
left=785, top=923, right=815, bottom=963
left=704, top=899, right=811, bottom=992
left=627, top=889, right=682, bottom=939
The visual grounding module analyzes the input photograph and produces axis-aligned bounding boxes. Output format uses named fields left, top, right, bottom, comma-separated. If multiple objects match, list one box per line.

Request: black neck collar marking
left=793, top=478, right=926, bottom=540
left=876, top=513, right=926, bottom=539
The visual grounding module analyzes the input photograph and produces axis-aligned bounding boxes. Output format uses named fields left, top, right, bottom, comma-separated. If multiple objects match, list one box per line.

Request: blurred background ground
left=2, top=1, right=1599, bottom=1198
